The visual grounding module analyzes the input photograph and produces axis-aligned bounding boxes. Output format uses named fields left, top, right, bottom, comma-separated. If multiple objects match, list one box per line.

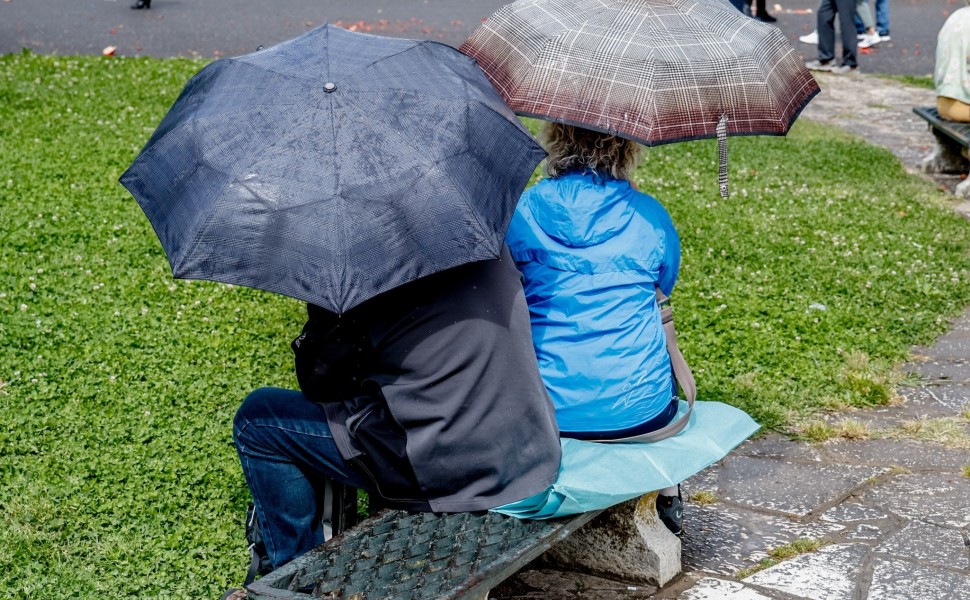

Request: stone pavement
left=491, top=74, right=970, bottom=600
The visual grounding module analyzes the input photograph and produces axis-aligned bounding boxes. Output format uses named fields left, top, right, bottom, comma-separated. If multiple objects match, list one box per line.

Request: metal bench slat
left=913, top=106, right=970, bottom=148
left=247, top=509, right=602, bottom=600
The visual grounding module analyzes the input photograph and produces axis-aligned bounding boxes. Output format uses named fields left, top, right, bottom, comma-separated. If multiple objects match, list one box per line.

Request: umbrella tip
left=324, top=82, right=337, bottom=93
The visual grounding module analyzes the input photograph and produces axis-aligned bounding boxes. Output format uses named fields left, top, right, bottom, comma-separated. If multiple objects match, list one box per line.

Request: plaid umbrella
left=120, top=25, right=545, bottom=314
left=460, top=0, right=820, bottom=196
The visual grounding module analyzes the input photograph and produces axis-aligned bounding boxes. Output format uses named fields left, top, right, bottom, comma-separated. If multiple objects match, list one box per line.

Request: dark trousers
left=817, top=0, right=858, bottom=68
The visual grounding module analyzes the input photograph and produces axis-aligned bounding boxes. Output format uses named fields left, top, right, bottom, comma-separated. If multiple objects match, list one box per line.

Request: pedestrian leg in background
left=808, top=0, right=838, bottom=70
left=874, top=0, right=890, bottom=37
left=855, top=0, right=881, bottom=48
left=750, top=0, right=776, bottom=23
left=834, top=0, right=859, bottom=70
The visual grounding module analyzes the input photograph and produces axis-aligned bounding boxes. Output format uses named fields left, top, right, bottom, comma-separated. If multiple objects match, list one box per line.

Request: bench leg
left=543, top=492, right=681, bottom=587
left=920, top=129, right=969, bottom=175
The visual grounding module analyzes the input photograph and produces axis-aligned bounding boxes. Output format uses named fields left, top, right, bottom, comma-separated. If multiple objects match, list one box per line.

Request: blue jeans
left=233, top=387, right=369, bottom=569
left=854, top=0, right=889, bottom=35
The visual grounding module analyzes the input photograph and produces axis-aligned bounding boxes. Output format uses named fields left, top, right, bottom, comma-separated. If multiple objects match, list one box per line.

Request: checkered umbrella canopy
left=460, top=0, right=819, bottom=146
left=121, top=25, right=545, bottom=314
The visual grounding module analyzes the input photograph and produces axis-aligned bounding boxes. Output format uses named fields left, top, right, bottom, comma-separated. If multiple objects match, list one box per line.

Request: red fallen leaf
left=422, top=27, right=431, bottom=34
left=213, top=50, right=223, bottom=56
left=305, top=20, right=314, bottom=27
left=102, top=46, right=117, bottom=56
left=914, top=43, right=921, bottom=48
left=451, top=20, right=464, bottom=25
left=110, top=28, right=117, bottom=34
left=915, top=50, right=921, bottom=56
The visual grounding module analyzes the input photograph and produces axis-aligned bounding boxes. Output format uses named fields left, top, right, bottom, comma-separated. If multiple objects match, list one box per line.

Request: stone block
left=862, top=472, right=970, bottom=528
left=680, top=577, right=774, bottom=599
left=716, top=456, right=885, bottom=518
left=742, top=543, right=869, bottom=600
left=875, top=521, right=969, bottom=571
left=869, top=557, right=970, bottom=599
left=545, top=492, right=681, bottom=587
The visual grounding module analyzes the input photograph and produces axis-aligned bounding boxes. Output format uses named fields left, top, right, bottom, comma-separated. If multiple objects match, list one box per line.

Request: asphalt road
left=0, top=0, right=959, bottom=75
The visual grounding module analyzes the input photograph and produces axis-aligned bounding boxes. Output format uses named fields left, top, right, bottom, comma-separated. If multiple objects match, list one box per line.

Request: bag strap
left=597, top=287, right=696, bottom=444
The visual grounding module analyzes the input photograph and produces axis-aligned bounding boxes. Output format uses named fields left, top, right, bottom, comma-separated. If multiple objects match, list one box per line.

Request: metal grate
left=247, top=509, right=600, bottom=600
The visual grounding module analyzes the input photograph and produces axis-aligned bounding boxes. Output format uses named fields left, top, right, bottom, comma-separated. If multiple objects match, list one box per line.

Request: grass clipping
left=737, top=538, right=830, bottom=579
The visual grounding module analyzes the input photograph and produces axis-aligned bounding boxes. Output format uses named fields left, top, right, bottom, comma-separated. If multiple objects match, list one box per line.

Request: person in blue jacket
left=505, top=122, right=685, bottom=535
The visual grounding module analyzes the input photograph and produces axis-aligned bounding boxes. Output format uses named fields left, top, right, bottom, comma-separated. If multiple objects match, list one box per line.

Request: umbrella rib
left=340, top=97, right=494, bottom=248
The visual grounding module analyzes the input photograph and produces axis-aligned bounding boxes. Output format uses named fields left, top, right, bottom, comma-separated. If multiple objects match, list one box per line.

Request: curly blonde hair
left=542, top=122, right=641, bottom=180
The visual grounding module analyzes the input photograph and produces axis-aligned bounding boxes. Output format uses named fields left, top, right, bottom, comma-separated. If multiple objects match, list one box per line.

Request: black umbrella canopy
left=121, top=24, right=546, bottom=313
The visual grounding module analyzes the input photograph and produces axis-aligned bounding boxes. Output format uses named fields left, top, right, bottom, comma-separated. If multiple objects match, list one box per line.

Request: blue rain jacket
left=506, top=171, right=681, bottom=433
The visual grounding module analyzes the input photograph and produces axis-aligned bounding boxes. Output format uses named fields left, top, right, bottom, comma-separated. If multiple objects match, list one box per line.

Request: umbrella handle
left=717, top=114, right=729, bottom=199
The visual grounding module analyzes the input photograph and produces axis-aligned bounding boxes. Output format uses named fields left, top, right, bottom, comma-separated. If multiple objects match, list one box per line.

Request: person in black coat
left=232, top=246, right=562, bottom=570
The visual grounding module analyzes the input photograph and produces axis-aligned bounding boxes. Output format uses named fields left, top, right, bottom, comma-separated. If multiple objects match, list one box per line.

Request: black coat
left=292, top=246, right=561, bottom=512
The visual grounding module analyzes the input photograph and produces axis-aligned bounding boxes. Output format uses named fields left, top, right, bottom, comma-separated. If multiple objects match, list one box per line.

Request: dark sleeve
left=292, top=304, right=373, bottom=402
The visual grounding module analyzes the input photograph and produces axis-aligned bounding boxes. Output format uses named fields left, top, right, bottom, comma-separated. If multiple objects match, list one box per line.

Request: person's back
left=505, top=123, right=681, bottom=439
left=304, top=247, right=562, bottom=512
left=935, top=3, right=970, bottom=122
left=508, top=173, right=679, bottom=434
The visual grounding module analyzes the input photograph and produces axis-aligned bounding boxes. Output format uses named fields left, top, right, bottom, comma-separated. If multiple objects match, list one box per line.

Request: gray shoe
left=805, top=59, right=834, bottom=72
left=830, top=64, right=860, bottom=75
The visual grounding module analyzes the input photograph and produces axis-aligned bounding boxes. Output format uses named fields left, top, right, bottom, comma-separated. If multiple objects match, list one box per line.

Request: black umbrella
left=121, top=25, right=545, bottom=313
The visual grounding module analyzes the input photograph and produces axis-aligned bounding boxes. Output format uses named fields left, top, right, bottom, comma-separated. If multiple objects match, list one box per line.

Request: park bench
left=914, top=106, right=970, bottom=198
left=245, top=492, right=681, bottom=599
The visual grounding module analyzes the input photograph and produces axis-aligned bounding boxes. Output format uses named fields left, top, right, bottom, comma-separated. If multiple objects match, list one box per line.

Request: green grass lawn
left=1, top=52, right=969, bottom=598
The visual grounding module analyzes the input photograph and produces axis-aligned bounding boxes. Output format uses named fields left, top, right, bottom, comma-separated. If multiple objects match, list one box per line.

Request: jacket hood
left=529, top=172, right=636, bottom=248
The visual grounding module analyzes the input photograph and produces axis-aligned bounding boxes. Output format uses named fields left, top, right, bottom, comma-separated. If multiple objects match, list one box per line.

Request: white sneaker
left=879, top=34, right=891, bottom=42
left=858, top=32, right=881, bottom=48
left=799, top=30, right=819, bottom=45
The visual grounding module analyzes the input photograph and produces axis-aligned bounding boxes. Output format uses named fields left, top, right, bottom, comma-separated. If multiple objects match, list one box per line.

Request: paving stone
left=742, top=543, right=870, bottom=600
left=716, top=456, right=885, bottom=517
left=874, top=521, right=970, bottom=571
left=820, top=438, right=970, bottom=470
left=679, top=577, right=775, bottom=600
left=867, top=557, right=970, bottom=599
left=862, top=473, right=970, bottom=528
left=902, top=359, right=970, bottom=385
left=735, top=433, right=824, bottom=462
left=919, top=332, right=970, bottom=361
left=845, top=523, right=889, bottom=541
left=682, top=503, right=844, bottom=576
left=820, top=502, right=890, bottom=523
left=896, top=385, right=970, bottom=416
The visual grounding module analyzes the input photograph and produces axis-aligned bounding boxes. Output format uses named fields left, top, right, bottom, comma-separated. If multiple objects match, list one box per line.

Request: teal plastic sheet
left=492, top=400, right=759, bottom=519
